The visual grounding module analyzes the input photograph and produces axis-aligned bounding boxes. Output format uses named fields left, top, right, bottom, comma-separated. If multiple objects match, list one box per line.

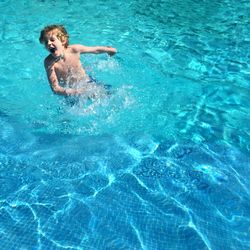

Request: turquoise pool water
left=0, top=0, right=249, bottom=249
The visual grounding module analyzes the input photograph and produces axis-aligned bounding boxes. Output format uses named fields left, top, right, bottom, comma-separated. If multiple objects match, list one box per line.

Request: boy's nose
left=47, top=40, right=53, bottom=46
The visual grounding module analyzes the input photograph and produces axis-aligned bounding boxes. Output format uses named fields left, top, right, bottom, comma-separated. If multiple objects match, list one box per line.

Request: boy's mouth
left=49, top=47, right=56, bottom=53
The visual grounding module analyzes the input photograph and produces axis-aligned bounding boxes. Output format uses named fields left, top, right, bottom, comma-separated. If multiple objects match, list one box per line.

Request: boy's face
left=43, top=30, right=66, bottom=58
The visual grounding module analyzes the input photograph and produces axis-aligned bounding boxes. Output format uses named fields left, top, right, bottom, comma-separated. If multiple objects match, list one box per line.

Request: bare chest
left=53, top=54, right=86, bottom=83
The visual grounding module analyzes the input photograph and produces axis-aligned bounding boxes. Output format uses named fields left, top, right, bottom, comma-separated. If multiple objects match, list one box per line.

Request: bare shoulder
left=69, top=44, right=88, bottom=53
left=44, top=55, right=54, bottom=68
left=44, top=55, right=55, bottom=73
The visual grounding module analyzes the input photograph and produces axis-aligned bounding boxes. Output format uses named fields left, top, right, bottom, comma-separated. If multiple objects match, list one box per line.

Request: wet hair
left=39, top=25, right=69, bottom=47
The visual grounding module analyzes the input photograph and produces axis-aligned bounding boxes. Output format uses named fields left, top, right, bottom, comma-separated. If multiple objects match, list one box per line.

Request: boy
left=39, top=25, right=117, bottom=96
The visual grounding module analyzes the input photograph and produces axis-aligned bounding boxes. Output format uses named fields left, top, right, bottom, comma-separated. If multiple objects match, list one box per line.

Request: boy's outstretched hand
left=107, top=47, right=117, bottom=56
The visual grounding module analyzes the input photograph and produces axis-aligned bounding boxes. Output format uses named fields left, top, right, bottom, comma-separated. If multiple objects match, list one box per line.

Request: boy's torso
left=47, top=47, right=88, bottom=86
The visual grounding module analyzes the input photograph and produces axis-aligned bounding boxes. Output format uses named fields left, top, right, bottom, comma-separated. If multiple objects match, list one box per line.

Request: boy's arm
left=45, top=61, right=82, bottom=96
left=72, top=44, right=117, bottom=56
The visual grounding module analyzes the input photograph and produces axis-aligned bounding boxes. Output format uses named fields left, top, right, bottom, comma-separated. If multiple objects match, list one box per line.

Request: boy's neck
left=55, top=52, right=65, bottom=62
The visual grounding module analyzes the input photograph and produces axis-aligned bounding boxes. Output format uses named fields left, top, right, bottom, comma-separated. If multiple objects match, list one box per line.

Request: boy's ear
left=58, top=35, right=66, bottom=45
left=61, top=37, right=66, bottom=45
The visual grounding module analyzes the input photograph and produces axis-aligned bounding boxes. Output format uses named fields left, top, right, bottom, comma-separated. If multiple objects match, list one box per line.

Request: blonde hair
left=39, top=25, right=69, bottom=47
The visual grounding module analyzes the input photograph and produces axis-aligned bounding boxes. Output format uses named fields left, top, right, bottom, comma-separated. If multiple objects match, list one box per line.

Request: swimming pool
left=0, top=0, right=249, bottom=249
